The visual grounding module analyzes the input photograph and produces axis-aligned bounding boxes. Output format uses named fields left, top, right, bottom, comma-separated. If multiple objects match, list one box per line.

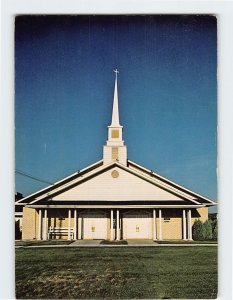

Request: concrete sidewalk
left=68, top=239, right=217, bottom=247
left=15, top=239, right=217, bottom=248
left=68, top=239, right=158, bottom=247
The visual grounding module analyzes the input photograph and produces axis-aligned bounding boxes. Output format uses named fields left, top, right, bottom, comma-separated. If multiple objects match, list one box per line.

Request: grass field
left=15, top=240, right=73, bottom=246
left=156, top=240, right=217, bottom=244
left=15, top=247, right=217, bottom=299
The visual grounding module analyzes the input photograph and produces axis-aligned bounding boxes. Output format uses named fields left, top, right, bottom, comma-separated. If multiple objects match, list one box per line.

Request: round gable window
left=111, top=170, right=119, bottom=178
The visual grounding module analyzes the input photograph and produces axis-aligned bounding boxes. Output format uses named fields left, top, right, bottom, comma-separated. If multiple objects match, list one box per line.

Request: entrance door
left=82, top=213, right=107, bottom=239
left=123, top=212, right=152, bottom=239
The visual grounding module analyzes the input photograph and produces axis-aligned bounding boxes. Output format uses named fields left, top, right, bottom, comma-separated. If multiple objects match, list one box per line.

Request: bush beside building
left=192, top=219, right=217, bottom=241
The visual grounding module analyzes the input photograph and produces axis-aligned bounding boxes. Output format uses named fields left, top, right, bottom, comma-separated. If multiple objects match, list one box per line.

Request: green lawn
left=156, top=240, right=217, bottom=244
left=15, top=240, right=72, bottom=247
left=15, top=247, right=217, bottom=299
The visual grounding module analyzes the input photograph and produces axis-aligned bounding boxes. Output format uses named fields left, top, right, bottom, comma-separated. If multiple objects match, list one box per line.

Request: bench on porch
left=48, top=227, right=74, bottom=240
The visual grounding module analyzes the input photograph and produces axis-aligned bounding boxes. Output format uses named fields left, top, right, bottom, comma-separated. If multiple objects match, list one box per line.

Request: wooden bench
left=48, top=227, right=74, bottom=240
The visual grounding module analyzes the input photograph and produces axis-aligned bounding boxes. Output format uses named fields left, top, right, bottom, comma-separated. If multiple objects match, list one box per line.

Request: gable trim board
left=28, top=204, right=206, bottom=209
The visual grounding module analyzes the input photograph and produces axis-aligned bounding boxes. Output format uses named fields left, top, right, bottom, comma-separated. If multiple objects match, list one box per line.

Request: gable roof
left=16, top=159, right=216, bottom=207
left=16, top=160, right=103, bottom=204
left=127, top=160, right=216, bottom=205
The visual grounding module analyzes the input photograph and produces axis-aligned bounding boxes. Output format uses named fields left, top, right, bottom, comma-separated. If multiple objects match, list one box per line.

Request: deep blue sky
left=15, top=15, right=217, bottom=210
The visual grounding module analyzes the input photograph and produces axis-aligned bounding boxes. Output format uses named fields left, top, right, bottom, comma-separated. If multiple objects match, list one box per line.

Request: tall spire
left=103, top=69, right=127, bottom=166
left=110, top=69, right=121, bottom=127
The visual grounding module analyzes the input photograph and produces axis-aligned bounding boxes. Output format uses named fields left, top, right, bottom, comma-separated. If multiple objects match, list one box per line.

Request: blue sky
left=15, top=15, right=217, bottom=210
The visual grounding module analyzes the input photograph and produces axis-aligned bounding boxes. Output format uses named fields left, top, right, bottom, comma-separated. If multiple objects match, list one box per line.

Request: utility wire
left=15, top=169, right=54, bottom=185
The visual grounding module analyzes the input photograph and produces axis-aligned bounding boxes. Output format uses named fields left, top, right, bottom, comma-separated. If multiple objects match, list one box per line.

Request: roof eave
left=16, top=159, right=103, bottom=204
left=128, top=160, right=216, bottom=205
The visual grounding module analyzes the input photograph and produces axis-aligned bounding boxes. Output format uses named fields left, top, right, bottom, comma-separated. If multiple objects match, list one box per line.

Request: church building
left=16, top=71, right=216, bottom=241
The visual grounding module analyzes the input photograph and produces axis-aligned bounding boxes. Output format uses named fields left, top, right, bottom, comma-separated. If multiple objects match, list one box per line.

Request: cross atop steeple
left=114, top=68, right=119, bottom=77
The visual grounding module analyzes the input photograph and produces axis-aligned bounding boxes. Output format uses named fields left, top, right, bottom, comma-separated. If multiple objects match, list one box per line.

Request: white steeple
left=110, top=69, right=121, bottom=127
left=103, top=70, right=127, bottom=166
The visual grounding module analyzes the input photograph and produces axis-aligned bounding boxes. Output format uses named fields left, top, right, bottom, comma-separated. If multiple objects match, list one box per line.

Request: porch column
left=74, top=209, right=77, bottom=240
left=182, top=209, right=187, bottom=240
left=159, top=209, right=163, bottom=240
left=38, top=209, right=42, bottom=240
left=153, top=209, right=157, bottom=240
left=188, top=209, right=192, bottom=240
left=68, top=209, right=71, bottom=240
left=43, top=209, right=48, bottom=240
left=116, top=209, right=120, bottom=240
left=78, top=215, right=82, bottom=240
left=110, top=209, right=114, bottom=240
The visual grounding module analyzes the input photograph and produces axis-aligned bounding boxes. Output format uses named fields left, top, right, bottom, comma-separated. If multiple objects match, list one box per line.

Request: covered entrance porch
left=33, top=205, right=197, bottom=241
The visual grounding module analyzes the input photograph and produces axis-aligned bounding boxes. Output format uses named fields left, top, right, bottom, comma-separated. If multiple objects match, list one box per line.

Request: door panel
left=123, top=213, right=152, bottom=239
left=83, top=214, right=107, bottom=239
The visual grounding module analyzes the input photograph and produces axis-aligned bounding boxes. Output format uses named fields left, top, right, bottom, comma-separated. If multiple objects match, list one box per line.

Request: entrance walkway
left=68, top=239, right=158, bottom=247
left=68, top=240, right=101, bottom=247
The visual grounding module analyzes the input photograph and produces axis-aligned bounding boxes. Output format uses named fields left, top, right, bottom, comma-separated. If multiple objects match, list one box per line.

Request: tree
left=212, top=219, right=218, bottom=241
left=192, top=219, right=205, bottom=240
left=203, top=220, right=213, bottom=240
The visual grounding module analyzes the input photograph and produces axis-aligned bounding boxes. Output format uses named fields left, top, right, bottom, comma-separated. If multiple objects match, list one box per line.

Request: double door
left=82, top=213, right=107, bottom=239
left=123, top=212, right=152, bottom=239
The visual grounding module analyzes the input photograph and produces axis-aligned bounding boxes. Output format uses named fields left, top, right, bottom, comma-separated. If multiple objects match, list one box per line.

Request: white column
left=153, top=209, right=157, bottom=240
left=116, top=210, right=120, bottom=240
left=38, top=209, right=42, bottom=240
left=159, top=209, right=163, bottom=240
left=68, top=209, right=71, bottom=240
left=188, top=209, right=192, bottom=240
left=78, top=216, right=82, bottom=240
left=74, top=209, right=77, bottom=240
left=110, top=209, right=114, bottom=240
left=43, top=209, right=47, bottom=240
left=182, top=209, right=187, bottom=240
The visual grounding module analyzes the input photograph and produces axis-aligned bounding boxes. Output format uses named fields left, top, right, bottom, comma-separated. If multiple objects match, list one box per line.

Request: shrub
left=192, top=219, right=205, bottom=240
left=212, top=219, right=218, bottom=241
left=192, top=219, right=218, bottom=241
left=203, top=220, right=213, bottom=240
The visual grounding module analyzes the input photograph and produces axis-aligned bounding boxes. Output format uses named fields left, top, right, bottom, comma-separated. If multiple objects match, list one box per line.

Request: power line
left=15, top=169, right=54, bottom=185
